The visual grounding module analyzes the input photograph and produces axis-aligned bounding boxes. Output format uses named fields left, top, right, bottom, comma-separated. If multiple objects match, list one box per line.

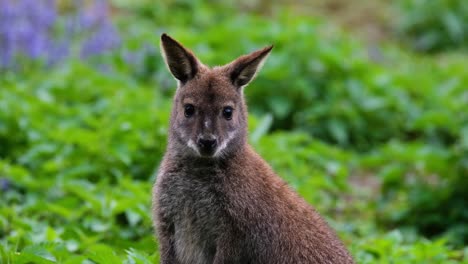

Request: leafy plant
left=396, top=0, right=468, bottom=52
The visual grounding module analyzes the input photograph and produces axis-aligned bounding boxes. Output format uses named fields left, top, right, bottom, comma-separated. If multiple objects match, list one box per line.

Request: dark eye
left=222, top=106, right=233, bottom=120
left=184, top=104, right=195, bottom=118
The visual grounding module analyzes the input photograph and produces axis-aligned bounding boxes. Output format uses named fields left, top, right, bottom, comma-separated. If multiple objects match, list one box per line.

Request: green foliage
left=359, top=140, right=468, bottom=245
left=396, top=0, right=468, bottom=52
left=354, top=231, right=465, bottom=263
left=0, top=62, right=169, bottom=180
left=0, top=63, right=164, bottom=262
left=1, top=1, right=468, bottom=263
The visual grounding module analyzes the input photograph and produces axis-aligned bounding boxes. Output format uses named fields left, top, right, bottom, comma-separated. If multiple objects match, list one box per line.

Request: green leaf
left=250, top=114, right=273, bottom=143
left=15, top=245, right=57, bottom=264
left=86, top=244, right=122, bottom=264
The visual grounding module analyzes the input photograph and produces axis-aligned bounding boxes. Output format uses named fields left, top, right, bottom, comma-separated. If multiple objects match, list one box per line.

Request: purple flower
left=81, top=21, right=120, bottom=58
left=77, top=0, right=120, bottom=58
left=0, top=0, right=120, bottom=69
left=77, top=0, right=108, bottom=30
left=0, top=178, right=10, bottom=192
left=48, top=39, right=69, bottom=65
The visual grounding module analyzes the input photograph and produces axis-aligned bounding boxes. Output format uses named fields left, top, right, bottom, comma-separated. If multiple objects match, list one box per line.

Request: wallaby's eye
left=184, top=104, right=195, bottom=118
left=223, top=106, right=233, bottom=120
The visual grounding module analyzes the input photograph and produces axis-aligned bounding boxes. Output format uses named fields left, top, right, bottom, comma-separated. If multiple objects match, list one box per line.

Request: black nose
left=197, top=138, right=217, bottom=151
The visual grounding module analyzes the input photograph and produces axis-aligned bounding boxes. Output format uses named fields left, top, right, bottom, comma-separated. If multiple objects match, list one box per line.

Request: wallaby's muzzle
left=197, top=137, right=218, bottom=156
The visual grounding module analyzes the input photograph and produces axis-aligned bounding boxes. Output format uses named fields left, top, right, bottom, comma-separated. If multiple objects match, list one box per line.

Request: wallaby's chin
left=200, top=148, right=217, bottom=157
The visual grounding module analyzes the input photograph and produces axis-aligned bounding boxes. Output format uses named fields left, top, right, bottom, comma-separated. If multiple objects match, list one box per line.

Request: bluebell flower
left=0, top=178, right=10, bottom=192
left=0, top=0, right=120, bottom=70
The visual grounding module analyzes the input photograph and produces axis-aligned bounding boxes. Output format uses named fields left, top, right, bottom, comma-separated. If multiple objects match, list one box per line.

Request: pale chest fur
left=156, top=165, right=224, bottom=264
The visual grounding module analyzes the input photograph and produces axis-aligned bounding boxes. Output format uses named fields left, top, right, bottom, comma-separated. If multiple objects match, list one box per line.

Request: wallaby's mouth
left=186, top=138, right=219, bottom=157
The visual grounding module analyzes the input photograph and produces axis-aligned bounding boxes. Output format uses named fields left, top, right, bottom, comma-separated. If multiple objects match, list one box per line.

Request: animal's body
left=153, top=34, right=354, bottom=264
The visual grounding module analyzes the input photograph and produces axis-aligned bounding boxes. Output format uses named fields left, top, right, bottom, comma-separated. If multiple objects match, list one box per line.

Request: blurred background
left=1, top=0, right=467, bottom=263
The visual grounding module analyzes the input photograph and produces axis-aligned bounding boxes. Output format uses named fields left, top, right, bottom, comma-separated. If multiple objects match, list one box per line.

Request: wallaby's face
left=161, top=34, right=272, bottom=158
left=170, top=73, right=244, bottom=157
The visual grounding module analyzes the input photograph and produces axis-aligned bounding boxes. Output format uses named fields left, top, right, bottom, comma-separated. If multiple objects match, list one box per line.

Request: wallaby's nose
left=197, top=138, right=217, bottom=153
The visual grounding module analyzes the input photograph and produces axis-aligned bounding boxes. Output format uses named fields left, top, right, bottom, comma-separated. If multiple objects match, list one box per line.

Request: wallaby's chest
left=158, top=167, right=224, bottom=264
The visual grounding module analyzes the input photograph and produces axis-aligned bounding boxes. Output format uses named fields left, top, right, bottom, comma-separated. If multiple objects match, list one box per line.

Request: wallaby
left=153, top=33, right=354, bottom=264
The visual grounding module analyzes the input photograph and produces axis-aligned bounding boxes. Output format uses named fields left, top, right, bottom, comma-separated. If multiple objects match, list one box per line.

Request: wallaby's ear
left=160, top=33, right=199, bottom=83
left=227, top=45, right=273, bottom=88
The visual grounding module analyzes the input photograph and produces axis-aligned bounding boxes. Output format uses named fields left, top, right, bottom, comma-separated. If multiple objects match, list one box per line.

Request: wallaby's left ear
left=160, top=33, right=199, bottom=84
left=226, top=45, right=273, bottom=88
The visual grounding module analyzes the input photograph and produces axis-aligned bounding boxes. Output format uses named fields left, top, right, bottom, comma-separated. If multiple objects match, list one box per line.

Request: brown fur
left=153, top=34, right=354, bottom=264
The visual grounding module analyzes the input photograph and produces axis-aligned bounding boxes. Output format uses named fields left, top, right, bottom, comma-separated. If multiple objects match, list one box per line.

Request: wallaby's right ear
left=160, top=33, right=199, bottom=83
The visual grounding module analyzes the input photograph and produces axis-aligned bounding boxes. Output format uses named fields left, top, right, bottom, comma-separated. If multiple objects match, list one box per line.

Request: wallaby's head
left=161, top=34, right=272, bottom=158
